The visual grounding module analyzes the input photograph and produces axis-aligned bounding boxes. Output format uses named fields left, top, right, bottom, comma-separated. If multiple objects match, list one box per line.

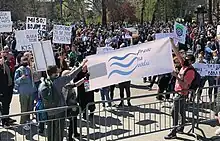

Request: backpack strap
left=183, top=67, right=195, bottom=77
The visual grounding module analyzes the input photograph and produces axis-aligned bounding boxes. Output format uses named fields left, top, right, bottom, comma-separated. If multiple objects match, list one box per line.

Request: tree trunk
left=151, top=0, right=159, bottom=25
left=217, top=1, right=220, bottom=22
left=102, top=0, right=107, bottom=26
left=208, top=0, right=213, bottom=24
left=141, top=0, right=145, bottom=25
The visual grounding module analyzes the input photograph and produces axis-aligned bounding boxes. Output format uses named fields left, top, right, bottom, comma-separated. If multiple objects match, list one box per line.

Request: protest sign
left=26, top=17, right=47, bottom=31
left=0, top=11, right=12, bottom=32
left=155, top=33, right=178, bottom=44
left=15, top=29, right=38, bottom=51
left=32, top=42, right=47, bottom=71
left=193, top=63, right=220, bottom=76
left=174, top=22, right=187, bottom=44
left=32, top=40, right=56, bottom=71
left=217, top=25, right=220, bottom=40
left=86, top=38, right=174, bottom=91
left=96, top=47, right=114, bottom=54
left=53, top=25, right=72, bottom=44
left=41, top=40, right=56, bottom=67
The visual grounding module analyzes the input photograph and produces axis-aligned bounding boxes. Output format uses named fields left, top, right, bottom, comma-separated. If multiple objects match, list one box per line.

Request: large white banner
left=26, top=17, right=47, bottom=31
left=32, top=40, right=56, bottom=71
left=193, top=63, right=220, bottom=76
left=53, top=25, right=72, bottom=44
left=87, top=38, right=175, bottom=91
left=0, top=11, right=12, bottom=32
left=174, top=22, right=187, bottom=44
left=15, top=29, right=38, bottom=51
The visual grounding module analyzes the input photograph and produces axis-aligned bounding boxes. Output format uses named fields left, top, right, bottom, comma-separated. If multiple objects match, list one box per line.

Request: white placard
left=26, top=16, right=47, bottom=31
left=0, top=11, right=12, bottom=32
left=86, top=38, right=175, bottom=91
left=32, top=40, right=56, bottom=72
left=32, top=42, right=47, bottom=71
left=174, top=22, right=187, bottom=44
left=217, top=25, right=220, bottom=40
left=96, top=47, right=114, bottom=54
left=193, top=63, right=220, bottom=76
left=41, top=40, right=56, bottom=67
left=52, top=25, right=72, bottom=44
left=15, top=29, right=38, bottom=51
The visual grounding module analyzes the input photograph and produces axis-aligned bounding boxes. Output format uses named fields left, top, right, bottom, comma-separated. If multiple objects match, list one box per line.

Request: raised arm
left=170, top=38, right=184, bottom=66
left=55, top=59, right=88, bottom=89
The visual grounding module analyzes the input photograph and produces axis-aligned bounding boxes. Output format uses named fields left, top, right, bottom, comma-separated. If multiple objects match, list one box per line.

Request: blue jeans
left=100, top=87, right=111, bottom=107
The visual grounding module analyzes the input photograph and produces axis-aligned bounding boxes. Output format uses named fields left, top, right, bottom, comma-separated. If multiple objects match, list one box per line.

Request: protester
left=100, top=86, right=111, bottom=108
left=164, top=39, right=196, bottom=139
left=14, top=56, right=36, bottom=130
left=74, top=66, right=96, bottom=119
left=0, top=52, right=14, bottom=127
left=118, top=81, right=132, bottom=107
left=38, top=59, right=87, bottom=141
left=61, top=70, right=86, bottom=140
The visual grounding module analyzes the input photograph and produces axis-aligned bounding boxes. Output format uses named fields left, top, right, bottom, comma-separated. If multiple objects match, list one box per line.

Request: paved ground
left=1, top=78, right=220, bottom=141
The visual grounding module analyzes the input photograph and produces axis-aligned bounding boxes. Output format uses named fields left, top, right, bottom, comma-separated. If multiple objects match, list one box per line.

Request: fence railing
left=0, top=86, right=219, bottom=141
left=85, top=90, right=196, bottom=141
left=193, top=85, right=220, bottom=139
left=0, top=105, right=82, bottom=141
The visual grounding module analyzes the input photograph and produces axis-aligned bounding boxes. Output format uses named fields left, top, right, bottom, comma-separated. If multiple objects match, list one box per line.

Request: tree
left=102, top=0, right=107, bottom=26
left=107, top=0, right=137, bottom=23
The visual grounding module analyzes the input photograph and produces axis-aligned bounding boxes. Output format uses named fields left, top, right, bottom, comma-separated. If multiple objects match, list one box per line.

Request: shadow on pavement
left=87, top=129, right=131, bottom=140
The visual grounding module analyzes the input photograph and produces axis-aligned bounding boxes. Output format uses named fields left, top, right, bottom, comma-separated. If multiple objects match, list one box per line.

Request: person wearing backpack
left=38, top=59, right=87, bottom=141
left=165, top=38, right=197, bottom=139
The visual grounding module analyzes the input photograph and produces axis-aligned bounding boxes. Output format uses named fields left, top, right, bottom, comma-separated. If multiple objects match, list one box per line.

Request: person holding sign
left=0, top=52, right=13, bottom=127
left=38, top=59, right=87, bottom=141
left=165, top=38, right=197, bottom=139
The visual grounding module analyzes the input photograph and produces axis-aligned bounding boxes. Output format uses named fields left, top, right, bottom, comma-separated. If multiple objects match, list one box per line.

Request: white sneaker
left=23, top=124, right=30, bottom=131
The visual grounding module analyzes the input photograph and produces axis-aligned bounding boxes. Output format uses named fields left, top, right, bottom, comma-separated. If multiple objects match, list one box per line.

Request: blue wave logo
left=108, top=53, right=137, bottom=78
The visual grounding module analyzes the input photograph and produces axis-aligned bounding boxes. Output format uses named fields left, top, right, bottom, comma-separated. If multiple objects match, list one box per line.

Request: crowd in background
left=0, top=20, right=220, bottom=140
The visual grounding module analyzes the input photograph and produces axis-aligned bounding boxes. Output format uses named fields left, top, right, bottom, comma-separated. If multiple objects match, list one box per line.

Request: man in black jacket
left=0, top=54, right=12, bottom=126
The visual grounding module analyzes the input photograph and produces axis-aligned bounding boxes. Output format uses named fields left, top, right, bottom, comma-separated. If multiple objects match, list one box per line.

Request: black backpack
left=183, top=67, right=201, bottom=91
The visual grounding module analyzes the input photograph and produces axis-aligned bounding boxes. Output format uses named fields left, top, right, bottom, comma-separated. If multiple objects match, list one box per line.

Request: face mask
left=50, top=74, right=59, bottom=80
left=22, top=62, right=29, bottom=67
left=183, top=59, right=190, bottom=66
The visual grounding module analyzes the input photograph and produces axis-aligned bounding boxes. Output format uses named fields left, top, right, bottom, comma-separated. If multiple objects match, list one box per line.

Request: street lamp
left=194, top=5, right=207, bottom=31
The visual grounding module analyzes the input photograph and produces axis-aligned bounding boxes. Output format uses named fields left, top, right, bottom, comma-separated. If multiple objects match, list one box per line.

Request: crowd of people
left=0, top=20, right=220, bottom=140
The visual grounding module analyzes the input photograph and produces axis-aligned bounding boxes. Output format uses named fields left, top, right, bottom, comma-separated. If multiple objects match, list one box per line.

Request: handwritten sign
left=97, top=47, right=114, bottom=54
left=15, top=29, right=38, bottom=51
left=193, top=63, right=220, bottom=76
left=52, top=25, right=72, bottom=44
left=0, top=11, right=12, bottom=32
left=26, top=17, right=47, bottom=31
